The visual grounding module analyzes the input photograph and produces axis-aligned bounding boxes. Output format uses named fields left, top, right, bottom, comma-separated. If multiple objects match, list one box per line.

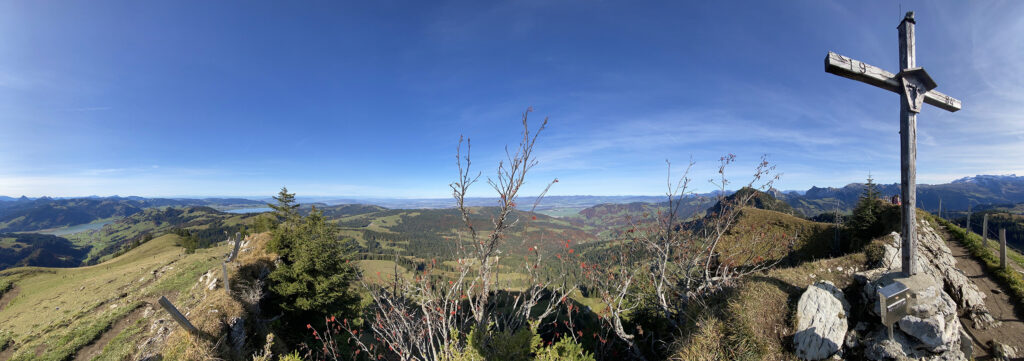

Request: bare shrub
left=342, top=108, right=577, bottom=361
left=588, top=154, right=794, bottom=359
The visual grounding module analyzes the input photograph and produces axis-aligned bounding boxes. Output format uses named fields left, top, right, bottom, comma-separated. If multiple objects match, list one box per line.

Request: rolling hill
left=63, top=206, right=259, bottom=265
left=0, top=233, right=89, bottom=270
left=0, top=197, right=264, bottom=233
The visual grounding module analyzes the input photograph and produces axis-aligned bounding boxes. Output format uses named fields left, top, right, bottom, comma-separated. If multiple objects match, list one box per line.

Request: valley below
left=2, top=178, right=1024, bottom=360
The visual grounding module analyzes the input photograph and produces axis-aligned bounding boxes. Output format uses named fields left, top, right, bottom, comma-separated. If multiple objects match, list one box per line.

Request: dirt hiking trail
left=939, top=225, right=1024, bottom=360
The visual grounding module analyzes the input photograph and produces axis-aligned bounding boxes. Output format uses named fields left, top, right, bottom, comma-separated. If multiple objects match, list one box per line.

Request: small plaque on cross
left=898, top=68, right=937, bottom=113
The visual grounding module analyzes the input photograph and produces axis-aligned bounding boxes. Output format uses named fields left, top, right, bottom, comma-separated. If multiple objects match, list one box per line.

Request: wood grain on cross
left=825, top=12, right=961, bottom=277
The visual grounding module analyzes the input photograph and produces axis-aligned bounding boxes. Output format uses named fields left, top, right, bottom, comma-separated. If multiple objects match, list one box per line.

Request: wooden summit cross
left=826, top=11, right=961, bottom=277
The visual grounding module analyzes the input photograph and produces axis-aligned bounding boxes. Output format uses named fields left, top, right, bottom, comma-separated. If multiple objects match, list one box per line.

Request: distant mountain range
left=777, top=174, right=1024, bottom=216
left=293, top=175, right=1024, bottom=215
left=3, top=175, right=1021, bottom=230
left=297, top=195, right=674, bottom=210
left=0, top=196, right=263, bottom=233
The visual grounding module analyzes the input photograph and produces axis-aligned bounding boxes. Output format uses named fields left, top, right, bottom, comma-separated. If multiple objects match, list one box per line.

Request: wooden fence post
left=982, top=214, right=988, bottom=248
left=227, top=233, right=242, bottom=263
left=159, top=296, right=198, bottom=334
left=965, top=206, right=971, bottom=233
left=1001, top=228, right=1007, bottom=270
left=222, top=263, right=230, bottom=294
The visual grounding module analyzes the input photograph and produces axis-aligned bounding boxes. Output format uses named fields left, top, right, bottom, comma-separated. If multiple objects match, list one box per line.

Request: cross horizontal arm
left=825, top=52, right=961, bottom=112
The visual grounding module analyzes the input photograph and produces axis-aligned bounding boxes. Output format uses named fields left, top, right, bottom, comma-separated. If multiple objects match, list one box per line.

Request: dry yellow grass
left=160, top=232, right=278, bottom=360
left=672, top=251, right=868, bottom=361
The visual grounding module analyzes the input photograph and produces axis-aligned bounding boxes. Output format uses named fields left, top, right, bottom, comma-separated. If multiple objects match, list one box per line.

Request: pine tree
left=266, top=187, right=301, bottom=256
left=861, top=173, right=881, bottom=203
left=848, top=174, right=884, bottom=247
left=268, top=186, right=300, bottom=222
left=268, top=207, right=360, bottom=319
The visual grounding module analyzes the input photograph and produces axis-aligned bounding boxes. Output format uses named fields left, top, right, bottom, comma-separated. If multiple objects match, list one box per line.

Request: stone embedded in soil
left=794, top=281, right=850, bottom=360
left=989, top=340, right=1018, bottom=361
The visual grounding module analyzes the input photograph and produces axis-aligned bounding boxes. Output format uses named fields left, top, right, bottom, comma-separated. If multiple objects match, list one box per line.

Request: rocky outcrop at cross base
left=847, top=217, right=997, bottom=360
left=878, top=220, right=1000, bottom=329
left=857, top=273, right=967, bottom=360
left=793, top=217, right=997, bottom=360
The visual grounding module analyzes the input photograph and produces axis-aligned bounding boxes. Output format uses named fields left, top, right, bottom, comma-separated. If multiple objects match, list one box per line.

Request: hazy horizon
left=3, top=173, right=1018, bottom=199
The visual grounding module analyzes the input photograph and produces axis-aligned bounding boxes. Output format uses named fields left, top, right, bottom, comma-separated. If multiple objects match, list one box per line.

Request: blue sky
left=1, top=1, right=1022, bottom=198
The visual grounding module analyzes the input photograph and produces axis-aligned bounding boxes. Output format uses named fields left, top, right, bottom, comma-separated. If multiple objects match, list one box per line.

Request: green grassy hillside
left=577, top=207, right=836, bottom=272
left=0, top=233, right=229, bottom=361
left=953, top=210, right=1024, bottom=250
left=64, top=206, right=256, bottom=264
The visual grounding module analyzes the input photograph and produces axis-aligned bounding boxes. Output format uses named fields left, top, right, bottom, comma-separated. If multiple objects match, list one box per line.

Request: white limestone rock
left=863, top=327, right=966, bottom=361
left=198, top=270, right=219, bottom=291
left=900, top=285, right=961, bottom=353
left=878, top=218, right=1000, bottom=329
left=794, top=281, right=850, bottom=360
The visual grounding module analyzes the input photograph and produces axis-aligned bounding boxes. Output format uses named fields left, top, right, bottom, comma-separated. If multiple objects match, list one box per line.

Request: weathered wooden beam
left=824, top=52, right=962, bottom=112
left=825, top=52, right=899, bottom=92
left=159, top=296, right=198, bottom=334
left=898, top=14, right=918, bottom=277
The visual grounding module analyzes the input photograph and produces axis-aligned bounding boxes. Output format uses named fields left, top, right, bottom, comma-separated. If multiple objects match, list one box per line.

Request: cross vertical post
left=898, top=13, right=918, bottom=276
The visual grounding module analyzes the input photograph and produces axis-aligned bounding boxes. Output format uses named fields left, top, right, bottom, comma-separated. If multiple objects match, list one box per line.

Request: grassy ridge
left=0, top=234, right=229, bottom=359
left=932, top=214, right=1024, bottom=305
left=668, top=208, right=855, bottom=360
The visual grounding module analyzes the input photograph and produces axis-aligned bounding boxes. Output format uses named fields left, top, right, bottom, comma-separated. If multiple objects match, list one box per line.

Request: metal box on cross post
left=878, top=281, right=911, bottom=340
